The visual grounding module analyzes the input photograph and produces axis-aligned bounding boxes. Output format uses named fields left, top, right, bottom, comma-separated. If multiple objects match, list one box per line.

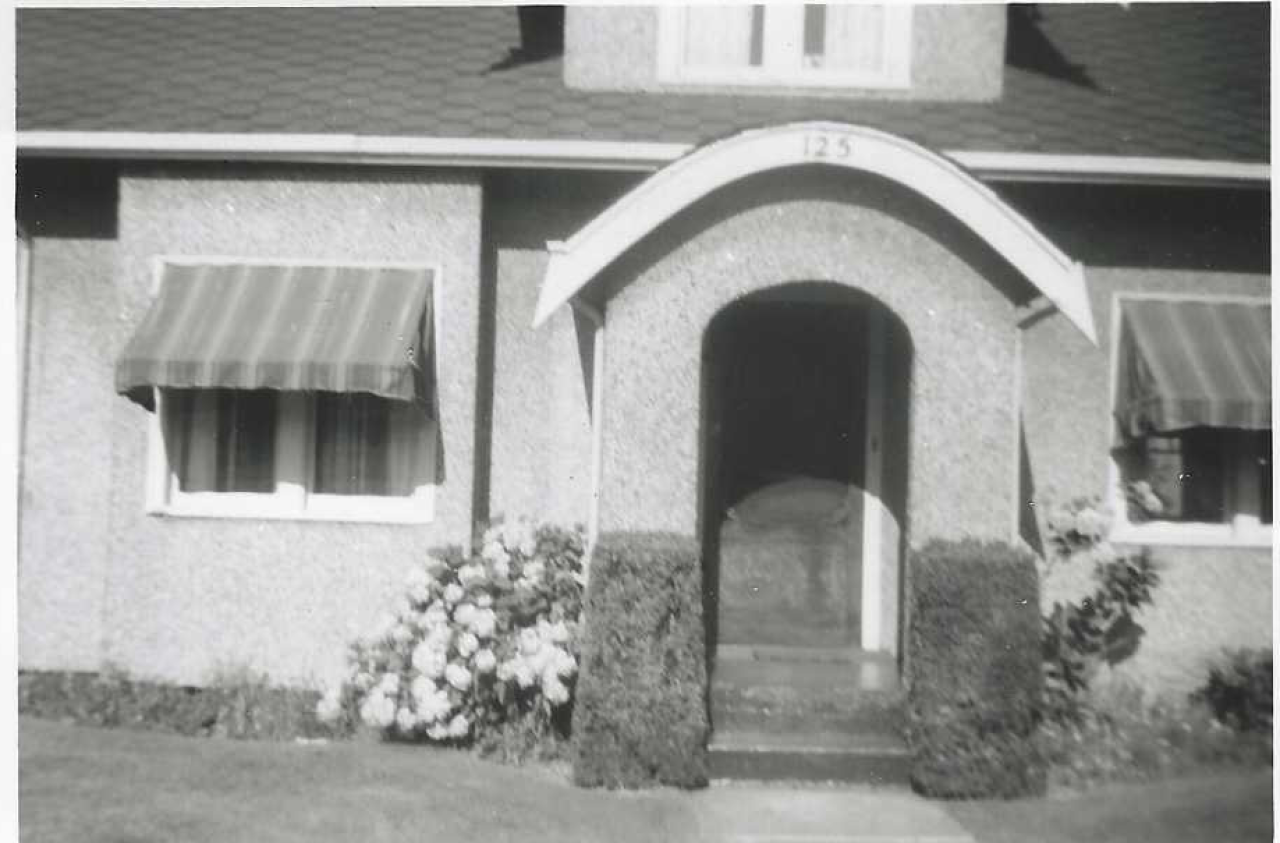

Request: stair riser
left=709, top=748, right=911, bottom=785
left=711, top=706, right=904, bottom=736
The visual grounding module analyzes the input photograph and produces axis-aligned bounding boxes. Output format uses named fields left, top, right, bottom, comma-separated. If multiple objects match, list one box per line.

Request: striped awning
left=1115, top=298, right=1271, bottom=437
left=116, top=262, right=435, bottom=413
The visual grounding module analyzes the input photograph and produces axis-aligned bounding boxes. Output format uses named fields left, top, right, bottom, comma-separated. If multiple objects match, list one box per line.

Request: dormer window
left=657, top=4, right=912, bottom=89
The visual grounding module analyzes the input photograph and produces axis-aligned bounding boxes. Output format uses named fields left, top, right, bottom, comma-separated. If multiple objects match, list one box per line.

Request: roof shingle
left=15, top=3, right=1269, bottom=162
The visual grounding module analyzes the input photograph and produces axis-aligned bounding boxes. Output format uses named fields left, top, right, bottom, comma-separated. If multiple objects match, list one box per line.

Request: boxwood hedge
left=570, top=532, right=709, bottom=788
left=906, top=538, right=1046, bottom=798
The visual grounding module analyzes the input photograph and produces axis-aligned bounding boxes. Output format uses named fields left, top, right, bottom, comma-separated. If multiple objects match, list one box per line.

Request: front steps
left=708, top=645, right=911, bottom=785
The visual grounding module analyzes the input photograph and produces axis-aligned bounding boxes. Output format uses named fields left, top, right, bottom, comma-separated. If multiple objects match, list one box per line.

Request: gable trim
left=533, top=122, right=1099, bottom=342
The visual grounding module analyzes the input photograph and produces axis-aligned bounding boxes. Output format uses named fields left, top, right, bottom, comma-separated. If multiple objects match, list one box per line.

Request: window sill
left=1111, top=521, right=1272, bottom=548
left=147, top=497, right=435, bottom=526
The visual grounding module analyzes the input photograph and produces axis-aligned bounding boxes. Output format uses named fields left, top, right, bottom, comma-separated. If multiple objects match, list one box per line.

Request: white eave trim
left=16, top=130, right=1271, bottom=186
left=533, top=121, right=1100, bottom=343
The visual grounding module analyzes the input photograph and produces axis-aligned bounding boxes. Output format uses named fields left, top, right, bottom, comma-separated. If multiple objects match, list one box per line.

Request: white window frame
left=143, top=256, right=441, bottom=525
left=656, top=4, right=913, bottom=89
left=1106, top=291, right=1272, bottom=548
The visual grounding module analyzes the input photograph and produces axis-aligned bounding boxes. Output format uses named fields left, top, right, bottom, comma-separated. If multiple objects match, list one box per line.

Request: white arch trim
left=533, top=122, right=1097, bottom=343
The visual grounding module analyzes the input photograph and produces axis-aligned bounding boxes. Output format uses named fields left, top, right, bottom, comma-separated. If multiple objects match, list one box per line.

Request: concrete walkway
left=649, top=782, right=975, bottom=843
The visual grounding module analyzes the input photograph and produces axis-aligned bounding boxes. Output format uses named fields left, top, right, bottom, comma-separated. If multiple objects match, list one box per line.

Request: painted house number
left=803, top=133, right=855, bottom=160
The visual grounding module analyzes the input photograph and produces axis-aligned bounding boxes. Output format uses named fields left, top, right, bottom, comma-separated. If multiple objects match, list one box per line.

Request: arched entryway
left=700, top=283, right=911, bottom=658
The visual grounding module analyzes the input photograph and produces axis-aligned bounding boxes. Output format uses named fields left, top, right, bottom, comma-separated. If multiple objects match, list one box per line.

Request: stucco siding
left=19, top=237, right=118, bottom=671
left=1024, top=267, right=1271, bottom=697
left=564, top=4, right=1005, bottom=101
left=1041, top=545, right=1272, bottom=697
left=487, top=173, right=634, bottom=529
left=596, top=168, right=1021, bottom=543
left=100, top=165, right=483, bottom=686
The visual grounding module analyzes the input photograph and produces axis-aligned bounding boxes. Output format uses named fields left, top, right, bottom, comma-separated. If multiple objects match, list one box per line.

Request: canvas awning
left=115, top=262, right=435, bottom=413
left=1114, top=298, right=1270, bottom=437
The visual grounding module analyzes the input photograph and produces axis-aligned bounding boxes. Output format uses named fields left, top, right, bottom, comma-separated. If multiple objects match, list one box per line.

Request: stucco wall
left=97, top=165, right=483, bottom=687
left=19, top=237, right=118, bottom=671
left=595, top=166, right=1024, bottom=544
left=1023, top=266, right=1271, bottom=697
left=486, top=172, right=636, bottom=529
left=564, top=4, right=1005, bottom=101
left=18, top=162, right=119, bottom=672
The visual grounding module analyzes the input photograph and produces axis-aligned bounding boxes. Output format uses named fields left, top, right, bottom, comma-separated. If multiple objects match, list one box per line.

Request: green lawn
left=19, top=716, right=1274, bottom=843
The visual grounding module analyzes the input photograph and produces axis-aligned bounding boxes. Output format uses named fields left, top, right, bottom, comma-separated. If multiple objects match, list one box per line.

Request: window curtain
left=165, top=389, right=275, bottom=493
left=313, top=393, right=427, bottom=497
left=684, top=5, right=755, bottom=68
left=823, top=4, right=886, bottom=72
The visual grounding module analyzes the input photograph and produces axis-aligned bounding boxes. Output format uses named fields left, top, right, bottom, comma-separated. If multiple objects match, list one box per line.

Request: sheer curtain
left=313, top=393, right=428, bottom=497
left=165, top=389, right=276, bottom=493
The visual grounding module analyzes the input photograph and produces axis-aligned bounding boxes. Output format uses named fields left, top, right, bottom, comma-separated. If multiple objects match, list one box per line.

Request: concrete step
left=707, top=647, right=909, bottom=784
left=709, top=729, right=912, bottom=785
left=711, top=700, right=905, bottom=735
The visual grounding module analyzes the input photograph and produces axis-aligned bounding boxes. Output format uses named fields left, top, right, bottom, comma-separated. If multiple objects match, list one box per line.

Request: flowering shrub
left=318, top=520, right=586, bottom=754
left=1040, top=497, right=1159, bottom=721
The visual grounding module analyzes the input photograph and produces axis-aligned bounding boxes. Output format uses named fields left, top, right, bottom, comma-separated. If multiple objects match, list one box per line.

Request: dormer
left=564, top=4, right=1007, bottom=101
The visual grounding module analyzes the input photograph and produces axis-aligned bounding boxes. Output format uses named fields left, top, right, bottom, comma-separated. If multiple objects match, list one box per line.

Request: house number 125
left=803, top=133, right=854, bottom=160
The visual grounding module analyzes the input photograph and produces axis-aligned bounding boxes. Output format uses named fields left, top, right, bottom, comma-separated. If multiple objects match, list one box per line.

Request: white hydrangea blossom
left=456, top=631, right=480, bottom=658
left=473, top=648, right=497, bottom=673
left=445, top=662, right=473, bottom=691
left=315, top=685, right=343, bottom=723
left=360, top=690, right=396, bottom=729
left=412, top=641, right=448, bottom=679
left=442, top=583, right=465, bottom=605
left=412, top=677, right=452, bottom=724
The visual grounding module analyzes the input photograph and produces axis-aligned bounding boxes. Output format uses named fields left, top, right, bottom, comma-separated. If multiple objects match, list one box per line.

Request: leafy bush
left=1039, top=680, right=1272, bottom=790
left=323, top=520, right=586, bottom=759
left=1040, top=497, right=1159, bottom=721
left=571, top=532, right=709, bottom=789
left=18, top=664, right=344, bottom=741
left=906, top=539, right=1045, bottom=799
left=1193, top=648, right=1273, bottom=734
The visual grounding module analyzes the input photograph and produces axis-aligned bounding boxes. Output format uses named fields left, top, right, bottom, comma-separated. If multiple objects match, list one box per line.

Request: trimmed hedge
left=18, top=667, right=347, bottom=741
left=906, top=539, right=1046, bottom=798
left=571, top=532, right=710, bottom=788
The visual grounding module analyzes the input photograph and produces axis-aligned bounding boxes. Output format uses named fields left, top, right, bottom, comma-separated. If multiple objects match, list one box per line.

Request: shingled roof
left=16, top=3, right=1269, bottom=163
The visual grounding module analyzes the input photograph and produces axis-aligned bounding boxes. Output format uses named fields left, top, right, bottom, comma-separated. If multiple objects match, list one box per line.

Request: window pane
left=165, top=389, right=275, bottom=493
left=803, top=5, right=826, bottom=65
left=313, top=393, right=428, bottom=497
left=684, top=5, right=758, bottom=68
left=823, top=4, right=886, bottom=72
left=1118, top=428, right=1272, bottom=525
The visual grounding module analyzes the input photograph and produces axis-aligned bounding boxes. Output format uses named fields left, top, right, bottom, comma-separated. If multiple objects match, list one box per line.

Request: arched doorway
left=700, top=283, right=911, bottom=658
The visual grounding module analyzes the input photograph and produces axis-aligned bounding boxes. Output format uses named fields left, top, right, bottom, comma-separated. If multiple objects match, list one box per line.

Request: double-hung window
left=1109, top=294, right=1271, bottom=545
left=120, top=259, right=440, bottom=524
left=657, top=4, right=912, bottom=89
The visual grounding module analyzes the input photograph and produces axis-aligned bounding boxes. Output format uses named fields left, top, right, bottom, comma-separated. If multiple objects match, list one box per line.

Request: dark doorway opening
left=700, top=283, right=881, bottom=652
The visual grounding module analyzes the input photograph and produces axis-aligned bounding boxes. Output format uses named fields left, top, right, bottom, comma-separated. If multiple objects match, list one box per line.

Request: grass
left=19, top=716, right=1274, bottom=843
left=949, top=772, right=1273, bottom=843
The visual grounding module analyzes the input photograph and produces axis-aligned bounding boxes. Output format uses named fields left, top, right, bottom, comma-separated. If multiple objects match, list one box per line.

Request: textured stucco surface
left=595, top=167, right=1024, bottom=547
left=564, top=4, right=1005, bottom=101
left=89, top=165, right=483, bottom=686
left=486, top=172, right=636, bottom=529
left=1041, top=545, right=1272, bottom=697
left=19, top=237, right=118, bottom=671
left=1021, top=267, right=1271, bottom=696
